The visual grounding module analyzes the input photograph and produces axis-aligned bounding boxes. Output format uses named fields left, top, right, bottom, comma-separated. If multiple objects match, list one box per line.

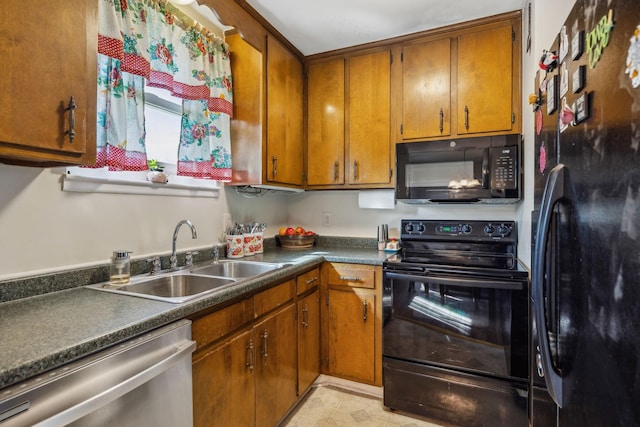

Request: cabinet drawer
left=297, top=268, right=320, bottom=294
left=254, top=279, right=295, bottom=318
left=192, top=298, right=254, bottom=351
left=327, top=264, right=376, bottom=289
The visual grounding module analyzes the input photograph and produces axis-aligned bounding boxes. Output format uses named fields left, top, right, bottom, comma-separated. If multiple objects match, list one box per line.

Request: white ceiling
left=242, top=0, right=525, bottom=55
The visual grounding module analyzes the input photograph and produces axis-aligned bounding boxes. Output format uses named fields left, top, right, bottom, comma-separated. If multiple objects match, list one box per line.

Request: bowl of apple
left=276, top=226, right=317, bottom=249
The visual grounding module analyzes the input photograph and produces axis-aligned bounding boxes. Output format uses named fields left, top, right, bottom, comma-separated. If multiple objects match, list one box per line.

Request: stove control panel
left=402, top=220, right=516, bottom=242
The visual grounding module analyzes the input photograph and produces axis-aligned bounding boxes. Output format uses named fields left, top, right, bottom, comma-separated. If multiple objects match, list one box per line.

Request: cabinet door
left=401, top=38, right=451, bottom=139
left=348, top=50, right=391, bottom=186
left=192, top=329, right=255, bottom=427
left=307, top=59, right=345, bottom=186
left=227, top=33, right=263, bottom=186
left=266, top=36, right=304, bottom=186
left=327, top=289, right=376, bottom=384
left=298, top=289, right=320, bottom=394
left=255, top=303, right=297, bottom=427
left=0, top=0, right=96, bottom=165
left=457, top=23, right=514, bottom=134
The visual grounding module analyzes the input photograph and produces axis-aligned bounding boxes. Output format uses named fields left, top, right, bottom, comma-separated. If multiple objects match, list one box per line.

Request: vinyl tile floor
left=281, top=386, right=444, bottom=427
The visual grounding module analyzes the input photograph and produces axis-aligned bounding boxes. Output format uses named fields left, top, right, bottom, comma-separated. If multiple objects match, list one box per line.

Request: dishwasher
left=0, top=319, right=196, bottom=427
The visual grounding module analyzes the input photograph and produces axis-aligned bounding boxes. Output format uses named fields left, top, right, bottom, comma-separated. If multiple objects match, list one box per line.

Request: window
left=63, top=0, right=234, bottom=197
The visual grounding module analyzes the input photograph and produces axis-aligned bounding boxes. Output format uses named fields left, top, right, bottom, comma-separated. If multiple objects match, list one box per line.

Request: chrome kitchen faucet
left=170, top=219, right=198, bottom=269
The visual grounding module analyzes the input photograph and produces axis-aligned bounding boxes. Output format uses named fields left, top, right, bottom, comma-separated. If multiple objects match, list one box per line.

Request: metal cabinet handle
left=339, top=275, right=361, bottom=282
left=362, top=299, right=368, bottom=322
left=464, top=105, right=469, bottom=130
left=302, top=304, right=309, bottom=328
left=305, top=276, right=319, bottom=286
left=246, top=340, right=254, bottom=371
left=261, top=330, right=268, bottom=359
left=439, top=108, right=444, bottom=133
left=333, top=161, right=339, bottom=182
left=353, top=161, right=359, bottom=181
left=272, top=156, right=278, bottom=178
left=66, top=96, right=77, bottom=143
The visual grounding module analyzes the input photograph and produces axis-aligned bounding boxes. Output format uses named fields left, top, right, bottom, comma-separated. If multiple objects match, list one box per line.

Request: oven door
left=383, top=266, right=528, bottom=381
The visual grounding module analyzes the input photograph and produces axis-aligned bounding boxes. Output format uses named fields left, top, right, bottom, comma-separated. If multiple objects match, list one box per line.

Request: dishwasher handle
left=34, top=340, right=196, bottom=427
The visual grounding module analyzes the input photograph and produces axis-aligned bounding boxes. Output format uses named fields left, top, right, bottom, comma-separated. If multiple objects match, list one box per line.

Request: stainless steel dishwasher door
left=0, top=319, right=196, bottom=427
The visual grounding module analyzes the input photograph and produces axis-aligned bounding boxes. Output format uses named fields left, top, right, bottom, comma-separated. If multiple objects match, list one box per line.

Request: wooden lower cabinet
left=191, top=279, right=298, bottom=427
left=191, top=263, right=380, bottom=425
left=254, top=303, right=297, bottom=427
left=321, top=262, right=382, bottom=386
left=192, top=328, right=255, bottom=427
left=326, top=288, right=376, bottom=384
left=297, top=289, right=320, bottom=394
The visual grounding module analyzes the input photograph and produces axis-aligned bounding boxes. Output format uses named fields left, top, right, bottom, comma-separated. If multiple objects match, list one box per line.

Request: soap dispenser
left=110, top=250, right=132, bottom=285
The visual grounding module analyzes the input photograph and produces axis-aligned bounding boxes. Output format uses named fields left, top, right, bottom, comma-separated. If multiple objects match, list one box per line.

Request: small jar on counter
left=110, top=250, right=132, bottom=285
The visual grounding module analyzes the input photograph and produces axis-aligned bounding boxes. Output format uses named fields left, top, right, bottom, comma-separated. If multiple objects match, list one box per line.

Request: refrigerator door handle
left=533, top=163, right=566, bottom=408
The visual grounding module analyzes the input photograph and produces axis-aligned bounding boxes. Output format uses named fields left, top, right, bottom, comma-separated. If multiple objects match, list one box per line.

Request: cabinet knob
left=272, top=156, right=278, bottom=178
left=439, top=108, right=444, bottom=133
left=333, top=161, right=339, bottom=182
left=362, top=299, right=368, bottom=322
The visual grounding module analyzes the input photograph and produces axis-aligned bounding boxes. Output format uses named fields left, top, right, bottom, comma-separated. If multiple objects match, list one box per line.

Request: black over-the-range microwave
left=395, top=134, right=522, bottom=204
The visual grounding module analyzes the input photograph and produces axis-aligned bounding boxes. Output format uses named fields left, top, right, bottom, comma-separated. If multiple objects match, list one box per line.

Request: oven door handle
left=384, top=271, right=523, bottom=291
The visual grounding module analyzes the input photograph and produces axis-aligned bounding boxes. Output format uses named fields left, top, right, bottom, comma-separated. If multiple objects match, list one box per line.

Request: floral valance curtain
left=95, top=0, right=233, bottom=180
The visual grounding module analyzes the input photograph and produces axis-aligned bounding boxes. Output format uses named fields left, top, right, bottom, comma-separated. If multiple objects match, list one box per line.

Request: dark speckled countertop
left=0, top=245, right=389, bottom=390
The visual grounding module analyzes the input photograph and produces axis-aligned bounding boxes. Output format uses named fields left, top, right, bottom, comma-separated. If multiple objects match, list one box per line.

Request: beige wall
left=0, top=0, right=577, bottom=279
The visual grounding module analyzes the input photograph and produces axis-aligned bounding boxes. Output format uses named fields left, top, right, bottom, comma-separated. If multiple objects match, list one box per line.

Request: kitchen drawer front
left=254, top=279, right=295, bottom=318
left=327, top=264, right=376, bottom=289
left=297, top=268, right=320, bottom=295
left=192, top=298, right=254, bottom=351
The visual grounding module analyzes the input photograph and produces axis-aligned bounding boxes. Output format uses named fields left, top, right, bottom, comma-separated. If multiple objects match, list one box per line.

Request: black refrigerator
left=531, top=0, right=640, bottom=426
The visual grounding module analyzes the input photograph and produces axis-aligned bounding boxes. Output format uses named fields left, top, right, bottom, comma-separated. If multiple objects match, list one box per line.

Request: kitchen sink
left=87, top=273, right=237, bottom=304
left=190, top=260, right=292, bottom=278
left=87, top=260, right=293, bottom=303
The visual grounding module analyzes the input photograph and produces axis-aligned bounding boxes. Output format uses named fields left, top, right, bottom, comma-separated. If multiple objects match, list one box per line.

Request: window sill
left=63, top=167, right=221, bottom=198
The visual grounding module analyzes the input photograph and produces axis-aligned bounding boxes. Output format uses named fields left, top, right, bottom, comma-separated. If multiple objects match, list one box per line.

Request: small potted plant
left=146, top=159, right=168, bottom=183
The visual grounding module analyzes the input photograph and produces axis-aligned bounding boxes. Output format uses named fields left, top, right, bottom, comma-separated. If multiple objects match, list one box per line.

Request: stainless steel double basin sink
left=87, top=260, right=292, bottom=303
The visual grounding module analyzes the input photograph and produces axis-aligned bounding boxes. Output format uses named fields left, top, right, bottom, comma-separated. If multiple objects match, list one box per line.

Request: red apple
left=305, top=231, right=315, bottom=236
left=285, top=227, right=296, bottom=236
left=295, top=226, right=305, bottom=235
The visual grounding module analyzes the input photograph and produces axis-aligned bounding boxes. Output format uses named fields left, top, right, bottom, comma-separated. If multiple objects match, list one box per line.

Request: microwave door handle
left=482, top=148, right=490, bottom=189
left=533, top=163, right=567, bottom=408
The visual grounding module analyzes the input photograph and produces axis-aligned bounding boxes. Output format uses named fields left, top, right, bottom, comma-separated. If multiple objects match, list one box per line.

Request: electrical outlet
left=322, top=212, right=332, bottom=226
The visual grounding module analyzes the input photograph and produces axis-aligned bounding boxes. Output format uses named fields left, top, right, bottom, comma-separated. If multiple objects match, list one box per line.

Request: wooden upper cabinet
left=0, top=0, right=97, bottom=166
left=401, top=38, right=452, bottom=139
left=307, top=58, right=345, bottom=186
left=399, top=14, right=521, bottom=141
left=457, top=22, right=515, bottom=135
left=306, top=50, right=392, bottom=189
left=347, top=50, right=392, bottom=186
left=266, top=35, right=304, bottom=186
